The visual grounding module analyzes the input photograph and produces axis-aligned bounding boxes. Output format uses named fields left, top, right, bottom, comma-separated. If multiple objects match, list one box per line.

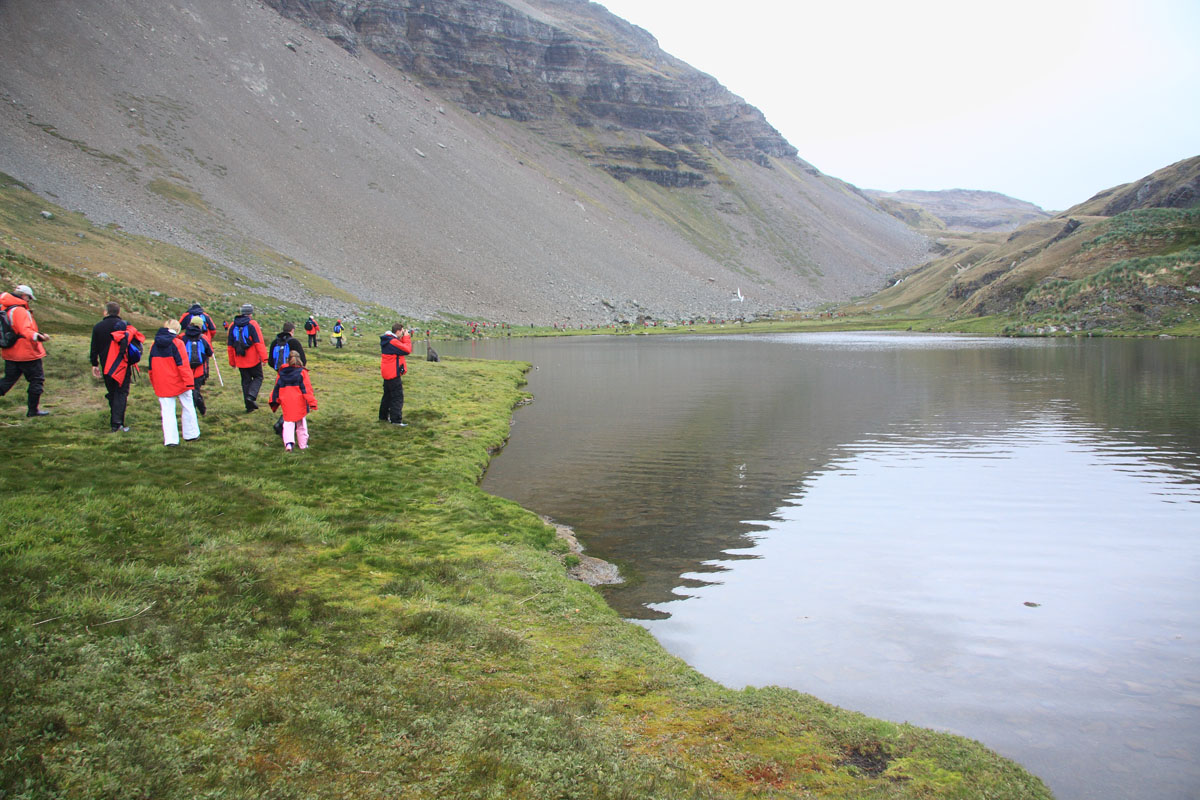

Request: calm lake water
left=439, top=331, right=1200, bottom=800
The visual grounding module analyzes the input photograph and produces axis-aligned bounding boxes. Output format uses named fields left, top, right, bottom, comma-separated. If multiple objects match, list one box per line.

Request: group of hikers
left=302, top=314, right=351, bottom=348
left=0, top=284, right=413, bottom=450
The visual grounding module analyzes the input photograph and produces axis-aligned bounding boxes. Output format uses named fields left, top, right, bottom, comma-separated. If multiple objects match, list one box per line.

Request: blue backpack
left=126, top=336, right=144, bottom=365
left=269, top=339, right=291, bottom=370
left=229, top=319, right=258, bottom=356
left=183, top=337, right=206, bottom=368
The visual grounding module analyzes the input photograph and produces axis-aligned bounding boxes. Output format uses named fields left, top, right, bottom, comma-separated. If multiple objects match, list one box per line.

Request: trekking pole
left=211, top=357, right=225, bottom=387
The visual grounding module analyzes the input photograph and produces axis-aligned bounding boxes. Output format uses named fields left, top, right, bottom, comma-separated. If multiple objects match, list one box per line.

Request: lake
left=437, top=330, right=1200, bottom=800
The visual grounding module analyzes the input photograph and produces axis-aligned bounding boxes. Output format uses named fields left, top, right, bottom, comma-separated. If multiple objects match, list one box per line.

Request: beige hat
left=165, top=318, right=181, bottom=333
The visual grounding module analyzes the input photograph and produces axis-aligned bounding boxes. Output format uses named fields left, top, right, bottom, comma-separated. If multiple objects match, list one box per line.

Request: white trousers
left=159, top=391, right=199, bottom=445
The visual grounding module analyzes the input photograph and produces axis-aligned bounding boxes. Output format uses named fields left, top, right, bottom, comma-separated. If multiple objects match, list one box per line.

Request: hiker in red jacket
left=269, top=351, right=317, bottom=451
left=179, top=303, right=217, bottom=345
left=379, top=323, right=413, bottom=426
left=227, top=303, right=269, bottom=412
left=0, top=284, right=51, bottom=417
left=148, top=319, right=198, bottom=446
left=304, top=314, right=320, bottom=347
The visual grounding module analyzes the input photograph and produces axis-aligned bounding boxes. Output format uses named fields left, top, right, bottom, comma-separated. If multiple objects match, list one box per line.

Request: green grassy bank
left=0, top=336, right=1052, bottom=799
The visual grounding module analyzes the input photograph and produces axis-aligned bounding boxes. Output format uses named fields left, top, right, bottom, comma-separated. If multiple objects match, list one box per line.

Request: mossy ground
left=0, top=334, right=1052, bottom=799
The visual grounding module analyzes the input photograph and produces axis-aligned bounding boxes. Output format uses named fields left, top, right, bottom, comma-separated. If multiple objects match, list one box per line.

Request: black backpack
left=184, top=337, right=206, bottom=368
left=229, top=319, right=258, bottom=356
left=268, top=338, right=291, bottom=371
left=304, top=319, right=315, bottom=332
left=0, top=307, right=18, bottom=349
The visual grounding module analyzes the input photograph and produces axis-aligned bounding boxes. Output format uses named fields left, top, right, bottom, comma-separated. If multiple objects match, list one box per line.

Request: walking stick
left=211, top=356, right=225, bottom=387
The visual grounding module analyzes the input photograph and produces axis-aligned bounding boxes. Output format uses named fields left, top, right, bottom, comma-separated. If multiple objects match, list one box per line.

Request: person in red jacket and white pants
left=148, top=319, right=198, bottom=446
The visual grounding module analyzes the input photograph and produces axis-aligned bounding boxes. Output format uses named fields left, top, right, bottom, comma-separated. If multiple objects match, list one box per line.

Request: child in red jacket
left=269, top=352, right=317, bottom=451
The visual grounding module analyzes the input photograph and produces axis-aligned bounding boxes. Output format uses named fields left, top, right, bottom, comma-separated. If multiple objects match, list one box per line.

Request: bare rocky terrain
left=0, top=0, right=928, bottom=324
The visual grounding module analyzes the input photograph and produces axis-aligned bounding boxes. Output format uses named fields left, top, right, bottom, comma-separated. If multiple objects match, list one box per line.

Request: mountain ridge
left=0, top=0, right=926, bottom=325
left=843, top=156, right=1200, bottom=333
left=866, top=188, right=1051, bottom=233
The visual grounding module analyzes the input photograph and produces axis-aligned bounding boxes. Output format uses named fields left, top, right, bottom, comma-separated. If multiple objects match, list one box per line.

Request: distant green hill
left=866, top=189, right=1051, bottom=233
left=844, top=157, right=1200, bottom=335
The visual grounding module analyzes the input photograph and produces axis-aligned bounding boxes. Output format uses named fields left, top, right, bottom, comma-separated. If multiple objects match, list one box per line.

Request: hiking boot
left=27, top=410, right=49, bottom=417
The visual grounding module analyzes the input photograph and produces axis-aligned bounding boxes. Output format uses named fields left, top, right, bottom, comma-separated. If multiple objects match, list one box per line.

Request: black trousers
left=192, top=372, right=208, bottom=415
left=379, top=376, right=404, bottom=423
left=0, top=358, right=45, bottom=412
left=307, top=333, right=318, bottom=347
left=103, top=372, right=131, bottom=429
left=239, top=364, right=263, bottom=410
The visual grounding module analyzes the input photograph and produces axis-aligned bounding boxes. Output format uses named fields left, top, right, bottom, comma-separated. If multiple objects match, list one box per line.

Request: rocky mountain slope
left=846, top=157, right=1200, bottom=333
left=0, top=0, right=926, bottom=325
left=866, top=189, right=1051, bottom=233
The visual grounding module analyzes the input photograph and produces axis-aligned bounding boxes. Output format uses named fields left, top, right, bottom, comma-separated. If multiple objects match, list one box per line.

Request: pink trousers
left=282, top=417, right=309, bottom=449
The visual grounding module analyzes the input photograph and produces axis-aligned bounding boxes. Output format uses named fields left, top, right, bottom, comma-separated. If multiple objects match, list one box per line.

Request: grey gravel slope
left=0, top=0, right=926, bottom=323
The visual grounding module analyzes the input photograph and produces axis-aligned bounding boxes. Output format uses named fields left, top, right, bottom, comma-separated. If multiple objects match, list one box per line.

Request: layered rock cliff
left=0, top=0, right=926, bottom=324
left=264, top=0, right=799, bottom=182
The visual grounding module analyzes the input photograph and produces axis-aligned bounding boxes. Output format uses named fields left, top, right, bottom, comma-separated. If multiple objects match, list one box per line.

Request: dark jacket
left=90, top=313, right=125, bottom=367
left=268, top=332, right=306, bottom=371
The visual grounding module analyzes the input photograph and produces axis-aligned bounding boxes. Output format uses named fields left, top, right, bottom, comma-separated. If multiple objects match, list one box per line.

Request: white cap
left=13, top=284, right=34, bottom=300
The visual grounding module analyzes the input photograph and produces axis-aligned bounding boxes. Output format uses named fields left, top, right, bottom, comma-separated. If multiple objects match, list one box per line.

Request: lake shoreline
left=0, top=334, right=1054, bottom=799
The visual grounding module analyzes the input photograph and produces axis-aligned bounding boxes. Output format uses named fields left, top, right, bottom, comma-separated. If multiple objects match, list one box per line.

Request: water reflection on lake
left=441, top=331, right=1200, bottom=800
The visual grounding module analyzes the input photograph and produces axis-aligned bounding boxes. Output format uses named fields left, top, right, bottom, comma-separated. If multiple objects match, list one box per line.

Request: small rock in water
left=1023, top=601, right=1041, bottom=607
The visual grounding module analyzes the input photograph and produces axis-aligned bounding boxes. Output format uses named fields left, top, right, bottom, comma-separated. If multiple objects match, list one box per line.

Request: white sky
left=595, top=0, right=1200, bottom=211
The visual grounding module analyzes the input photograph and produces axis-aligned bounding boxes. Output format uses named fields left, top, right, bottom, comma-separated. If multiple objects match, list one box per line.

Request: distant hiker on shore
left=268, top=321, right=306, bottom=371
left=269, top=351, right=317, bottom=452
left=331, top=319, right=344, bottom=348
left=0, top=284, right=51, bottom=417
left=227, top=303, right=269, bottom=412
left=178, top=302, right=217, bottom=345
left=90, top=301, right=134, bottom=432
left=148, top=319, right=198, bottom=447
left=181, top=315, right=214, bottom=416
left=379, top=322, right=413, bottom=426
left=304, top=314, right=320, bottom=347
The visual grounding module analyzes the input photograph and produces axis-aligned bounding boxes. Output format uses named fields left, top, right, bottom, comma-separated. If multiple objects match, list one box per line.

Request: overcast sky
left=595, top=0, right=1200, bottom=211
